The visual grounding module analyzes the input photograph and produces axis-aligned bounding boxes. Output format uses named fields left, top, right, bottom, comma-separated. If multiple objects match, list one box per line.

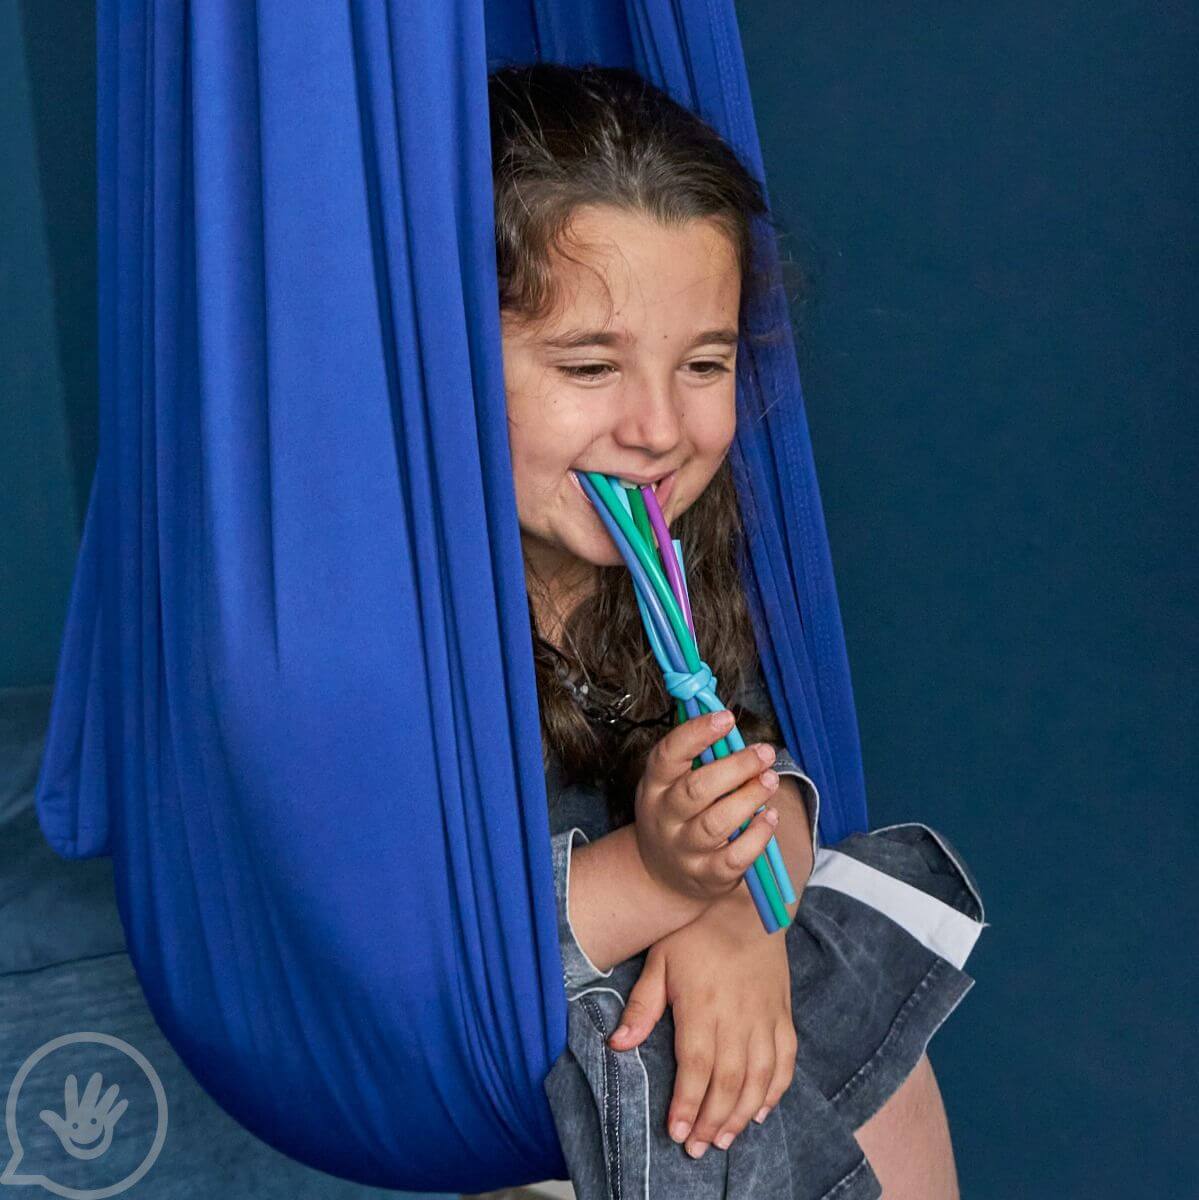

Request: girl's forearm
left=568, top=823, right=708, bottom=972
left=568, top=776, right=815, bottom=970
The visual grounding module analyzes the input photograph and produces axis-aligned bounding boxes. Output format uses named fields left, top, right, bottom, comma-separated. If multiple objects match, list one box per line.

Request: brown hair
left=489, top=62, right=787, bottom=827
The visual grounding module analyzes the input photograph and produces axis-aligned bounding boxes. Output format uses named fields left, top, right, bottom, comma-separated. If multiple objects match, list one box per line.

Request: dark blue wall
left=737, top=3, right=1196, bottom=1196
left=1, top=0, right=95, bottom=686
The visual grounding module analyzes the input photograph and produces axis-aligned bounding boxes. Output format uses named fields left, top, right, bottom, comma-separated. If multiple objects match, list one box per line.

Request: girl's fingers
left=667, top=1016, right=716, bottom=1148
left=647, top=711, right=736, bottom=800
left=670, top=742, right=775, bottom=823
left=712, top=1023, right=778, bottom=1150
left=688, top=768, right=780, bottom=851
left=683, top=1029, right=751, bottom=1157
left=756, top=1022, right=799, bottom=1123
left=717, top=808, right=780, bottom=881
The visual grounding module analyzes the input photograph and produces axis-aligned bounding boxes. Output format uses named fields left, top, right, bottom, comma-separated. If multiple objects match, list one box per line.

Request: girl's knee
left=852, top=1054, right=960, bottom=1200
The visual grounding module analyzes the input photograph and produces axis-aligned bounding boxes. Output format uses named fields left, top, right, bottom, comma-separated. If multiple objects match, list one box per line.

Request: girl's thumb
left=608, top=954, right=667, bottom=1050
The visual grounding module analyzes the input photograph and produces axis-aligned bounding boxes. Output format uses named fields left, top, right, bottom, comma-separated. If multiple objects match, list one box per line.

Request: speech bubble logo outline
left=2, top=1032, right=168, bottom=1199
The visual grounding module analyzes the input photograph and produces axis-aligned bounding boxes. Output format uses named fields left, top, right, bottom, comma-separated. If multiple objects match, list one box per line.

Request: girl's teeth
left=617, top=477, right=656, bottom=489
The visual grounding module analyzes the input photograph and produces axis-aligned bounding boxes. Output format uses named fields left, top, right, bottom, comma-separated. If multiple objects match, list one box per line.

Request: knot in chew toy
left=663, top=661, right=717, bottom=704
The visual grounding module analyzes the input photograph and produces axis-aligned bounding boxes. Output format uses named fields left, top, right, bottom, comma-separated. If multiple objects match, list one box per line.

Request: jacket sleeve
left=771, top=746, right=987, bottom=970
left=550, top=826, right=616, bottom=993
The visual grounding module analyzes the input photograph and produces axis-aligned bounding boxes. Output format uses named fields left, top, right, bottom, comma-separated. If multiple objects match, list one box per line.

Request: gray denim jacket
left=540, top=747, right=987, bottom=1200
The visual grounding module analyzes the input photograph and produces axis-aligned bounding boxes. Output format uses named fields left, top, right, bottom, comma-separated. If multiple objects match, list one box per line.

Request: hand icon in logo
left=38, top=1071, right=129, bottom=1160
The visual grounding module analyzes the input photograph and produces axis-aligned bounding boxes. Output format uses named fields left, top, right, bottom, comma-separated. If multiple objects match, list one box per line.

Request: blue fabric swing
left=34, top=0, right=868, bottom=1192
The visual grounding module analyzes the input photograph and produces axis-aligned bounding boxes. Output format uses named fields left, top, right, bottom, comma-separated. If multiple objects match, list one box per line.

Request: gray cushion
left=0, top=686, right=125, bottom=974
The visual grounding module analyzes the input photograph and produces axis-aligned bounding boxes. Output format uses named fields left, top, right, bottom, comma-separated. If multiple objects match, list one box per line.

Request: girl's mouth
left=569, top=468, right=677, bottom=511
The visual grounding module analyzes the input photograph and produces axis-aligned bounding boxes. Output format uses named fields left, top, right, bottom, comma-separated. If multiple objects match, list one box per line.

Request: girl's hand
left=633, top=710, right=782, bottom=905
left=608, top=888, right=797, bottom=1158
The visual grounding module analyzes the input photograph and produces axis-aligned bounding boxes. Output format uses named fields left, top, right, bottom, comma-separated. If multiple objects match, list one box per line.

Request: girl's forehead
left=538, top=212, right=740, bottom=331
left=555, top=205, right=739, bottom=277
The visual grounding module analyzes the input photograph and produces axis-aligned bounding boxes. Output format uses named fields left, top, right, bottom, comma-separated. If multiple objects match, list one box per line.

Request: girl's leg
left=852, top=1054, right=960, bottom=1200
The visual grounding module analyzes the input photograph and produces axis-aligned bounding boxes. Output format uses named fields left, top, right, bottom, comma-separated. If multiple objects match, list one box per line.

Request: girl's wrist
left=699, top=876, right=780, bottom=942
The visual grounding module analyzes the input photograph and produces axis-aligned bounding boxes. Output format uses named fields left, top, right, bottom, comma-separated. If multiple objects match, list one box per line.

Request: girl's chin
left=583, top=539, right=627, bottom=567
left=553, top=523, right=623, bottom=568
left=521, top=528, right=622, bottom=579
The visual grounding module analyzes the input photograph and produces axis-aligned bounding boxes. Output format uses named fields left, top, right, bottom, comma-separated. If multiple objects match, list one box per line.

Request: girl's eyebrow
left=542, top=327, right=739, bottom=350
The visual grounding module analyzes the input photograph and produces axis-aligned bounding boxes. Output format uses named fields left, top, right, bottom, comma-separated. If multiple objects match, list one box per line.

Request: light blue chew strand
left=574, top=470, right=795, bottom=933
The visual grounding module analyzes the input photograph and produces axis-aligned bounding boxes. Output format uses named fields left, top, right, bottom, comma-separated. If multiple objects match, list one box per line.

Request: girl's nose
left=614, top=376, right=683, bottom=455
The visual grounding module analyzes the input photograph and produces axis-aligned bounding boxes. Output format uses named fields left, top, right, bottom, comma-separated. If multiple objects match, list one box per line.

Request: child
left=491, top=62, right=986, bottom=1200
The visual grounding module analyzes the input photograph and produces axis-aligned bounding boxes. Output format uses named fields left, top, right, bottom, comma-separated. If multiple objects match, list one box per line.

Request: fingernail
left=687, top=1140, right=709, bottom=1159
left=763, top=808, right=779, bottom=826
left=670, top=1120, right=690, bottom=1143
left=712, top=711, right=734, bottom=731
left=609, top=1025, right=629, bottom=1044
left=754, top=1106, right=770, bottom=1124
left=760, top=769, right=779, bottom=789
left=755, top=743, right=775, bottom=764
left=715, top=1132, right=734, bottom=1150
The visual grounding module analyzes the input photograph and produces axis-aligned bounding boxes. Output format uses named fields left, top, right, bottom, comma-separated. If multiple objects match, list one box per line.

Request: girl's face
left=502, top=204, right=741, bottom=601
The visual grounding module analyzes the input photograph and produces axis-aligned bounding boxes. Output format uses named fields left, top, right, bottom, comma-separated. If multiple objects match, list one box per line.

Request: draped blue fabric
left=34, top=0, right=868, bottom=1191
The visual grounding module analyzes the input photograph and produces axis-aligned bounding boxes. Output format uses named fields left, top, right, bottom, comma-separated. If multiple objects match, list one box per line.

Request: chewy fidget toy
left=573, top=469, right=797, bottom=933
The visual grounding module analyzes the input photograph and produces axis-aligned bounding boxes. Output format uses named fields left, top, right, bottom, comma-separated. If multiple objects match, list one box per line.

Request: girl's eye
left=559, top=363, right=616, bottom=380
left=687, top=360, right=731, bottom=377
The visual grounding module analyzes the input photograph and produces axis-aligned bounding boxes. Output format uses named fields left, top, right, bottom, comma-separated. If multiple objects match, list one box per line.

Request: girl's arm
left=567, top=773, right=812, bottom=973
left=567, top=823, right=709, bottom=972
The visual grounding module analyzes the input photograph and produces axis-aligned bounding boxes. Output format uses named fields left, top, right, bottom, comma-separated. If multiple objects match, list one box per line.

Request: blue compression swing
left=34, top=0, right=869, bottom=1193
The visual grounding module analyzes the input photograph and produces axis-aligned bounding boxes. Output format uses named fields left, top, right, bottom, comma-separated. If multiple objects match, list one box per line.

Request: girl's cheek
left=697, top=412, right=736, bottom=456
